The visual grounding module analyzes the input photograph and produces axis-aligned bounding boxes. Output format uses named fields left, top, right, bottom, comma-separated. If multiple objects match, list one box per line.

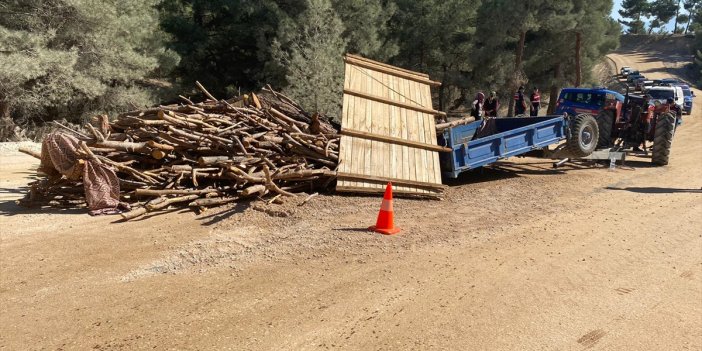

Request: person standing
left=514, top=86, right=527, bottom=116
left=530, top=87, right=541, bottom=116
left=471, top=92, right=485, bottom=120
left=484, top=91, right=500, bottom=117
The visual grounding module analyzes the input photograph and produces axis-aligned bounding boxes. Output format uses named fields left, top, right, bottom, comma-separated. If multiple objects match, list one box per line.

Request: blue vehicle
left=679, top=84, right=695, bottom=114
left=439, top=115, right=598, bottom=178
left=554, top=88, right=625, bottom=117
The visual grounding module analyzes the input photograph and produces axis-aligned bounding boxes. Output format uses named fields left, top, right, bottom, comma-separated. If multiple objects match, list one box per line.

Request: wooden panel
left=337, top=55, right=443, bottom=196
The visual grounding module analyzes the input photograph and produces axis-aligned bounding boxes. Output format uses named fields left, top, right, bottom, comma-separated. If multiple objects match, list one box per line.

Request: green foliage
left=686, top=0, right=702, bottom=32
left=271, top=0, right=347, bottom=117
left=0, top=0, right=178, bottom=123
left=649, top=0, right=679, bottom=33
left=388, top=0, right=480, bottom=109
left=332, top=0, right=399, bottom=60
left=158, top=0, right=288, bottom=98
left=0, top=0, right=623, bottom=127
left=619, top=0, right=650, bottom=33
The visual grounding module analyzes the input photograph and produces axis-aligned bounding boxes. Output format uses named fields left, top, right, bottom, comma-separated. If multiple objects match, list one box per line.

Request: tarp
left=40, top=132, right=129, bottom=215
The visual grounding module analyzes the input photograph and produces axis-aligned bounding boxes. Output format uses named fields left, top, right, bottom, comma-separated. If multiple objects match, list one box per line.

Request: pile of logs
left=19, top=83, right=340, bottom=220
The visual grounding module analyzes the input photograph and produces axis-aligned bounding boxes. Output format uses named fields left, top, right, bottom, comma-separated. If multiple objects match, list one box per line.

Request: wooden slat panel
left=337, top=56, right=443, bottom=196
left=345, top=54, right=430, bottom=79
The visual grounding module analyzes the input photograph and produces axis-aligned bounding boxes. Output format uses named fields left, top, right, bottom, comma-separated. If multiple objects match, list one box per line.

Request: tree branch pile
left=19, top=84, right=340, bottom=220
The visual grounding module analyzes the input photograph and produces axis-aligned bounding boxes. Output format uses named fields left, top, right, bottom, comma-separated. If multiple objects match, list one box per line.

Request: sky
left=610, top=0, right=678, bottom=32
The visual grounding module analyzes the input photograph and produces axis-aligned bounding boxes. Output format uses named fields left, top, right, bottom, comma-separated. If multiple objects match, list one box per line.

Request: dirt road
left=2, top=40, right=701, bottom=350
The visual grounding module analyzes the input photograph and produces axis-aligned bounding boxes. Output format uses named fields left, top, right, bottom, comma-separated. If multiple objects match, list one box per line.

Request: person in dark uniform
left=471, top=92, right=485, bottom=120
left=514, top=86, right=527, bottom=116
left=530, top=87, right=541, bottom=116
left=484, top=91, right=499, bottom=117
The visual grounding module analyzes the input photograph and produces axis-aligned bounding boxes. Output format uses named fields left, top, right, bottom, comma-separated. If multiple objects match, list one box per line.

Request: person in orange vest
left=514, top=86, right=527, bottom=116
left=530, top=87, right=541, bottom=116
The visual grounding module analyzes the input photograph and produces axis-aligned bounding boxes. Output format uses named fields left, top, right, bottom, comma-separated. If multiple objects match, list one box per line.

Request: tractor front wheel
left=567, top=113, right=599, bottom=158
left=652, top=112, right=676, bottom=166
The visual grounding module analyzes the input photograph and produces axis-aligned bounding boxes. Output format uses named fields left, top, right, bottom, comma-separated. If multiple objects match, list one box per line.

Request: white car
left=642, top=80, right=654, bottom=92
left=646, top=86, right=685, bottom=108
left=620, top=66, right=632, bottom=77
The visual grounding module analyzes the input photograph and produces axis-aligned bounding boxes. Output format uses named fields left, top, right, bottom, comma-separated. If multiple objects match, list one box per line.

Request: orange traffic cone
left=369, top=182, right=401, bottom=235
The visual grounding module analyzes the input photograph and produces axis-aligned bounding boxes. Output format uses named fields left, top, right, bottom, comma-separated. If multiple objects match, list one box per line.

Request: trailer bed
left=438, top=116, right=567, bottom=178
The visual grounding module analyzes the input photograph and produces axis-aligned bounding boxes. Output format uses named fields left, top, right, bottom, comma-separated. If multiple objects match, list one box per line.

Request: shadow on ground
left=605, top=186, right=702, bottom=194
left=0, top=200, right=87, bottom=216
left=443, top=159, right=604, bottom=187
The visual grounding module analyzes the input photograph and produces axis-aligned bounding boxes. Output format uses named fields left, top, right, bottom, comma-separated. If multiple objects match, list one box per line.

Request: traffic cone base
left=369, top=182, right=401, bottom=235
left=368, top=225, right=401, bottom=235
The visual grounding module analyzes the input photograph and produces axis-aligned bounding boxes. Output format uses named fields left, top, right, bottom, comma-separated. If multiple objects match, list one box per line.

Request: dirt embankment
left=1, top=41, right=701, bottom=350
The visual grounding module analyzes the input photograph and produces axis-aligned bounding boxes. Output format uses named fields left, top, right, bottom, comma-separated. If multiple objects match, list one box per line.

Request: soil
left=1, top=41, right=701, bottom=350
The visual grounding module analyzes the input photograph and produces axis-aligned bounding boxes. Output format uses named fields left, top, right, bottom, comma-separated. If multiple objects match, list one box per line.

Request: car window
left=562, top=92, right=604, bottom=106
left=682, top=88, right=691, bottom=97
left=648, top=90, right=674, bottom=99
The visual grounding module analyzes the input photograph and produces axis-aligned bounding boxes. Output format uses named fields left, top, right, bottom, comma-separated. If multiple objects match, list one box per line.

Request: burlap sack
left=40, top=132, right=126, bottom=214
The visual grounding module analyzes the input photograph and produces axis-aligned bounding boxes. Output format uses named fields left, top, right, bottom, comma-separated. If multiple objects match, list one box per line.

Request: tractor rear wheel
left=567, top=113, right=599, bottom=158
left=596, top=110, right=615, bottom=148
left=652, top=112, right=676, bottom=166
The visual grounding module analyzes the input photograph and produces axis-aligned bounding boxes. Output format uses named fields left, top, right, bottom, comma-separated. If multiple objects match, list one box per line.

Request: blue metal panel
left=440, top=115, right=567, bottom=178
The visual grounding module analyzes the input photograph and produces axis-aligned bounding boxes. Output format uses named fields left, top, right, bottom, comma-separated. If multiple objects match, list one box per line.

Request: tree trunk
left=438, top=64, right=447, bottom=112
left=673, top=0, right=681, bottom=33
left=509, top=30, right=527, bottom=117
left=574, top=32, right=582, bottom=87
left=548, top=63, right=562, bottom=115
left=685, top=13, right=692, bottom=34
left=0, top=101, right=9, bottom=119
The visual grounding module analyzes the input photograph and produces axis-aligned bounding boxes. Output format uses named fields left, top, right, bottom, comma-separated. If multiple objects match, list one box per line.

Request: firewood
left=21, top=82, right=340, bottom=219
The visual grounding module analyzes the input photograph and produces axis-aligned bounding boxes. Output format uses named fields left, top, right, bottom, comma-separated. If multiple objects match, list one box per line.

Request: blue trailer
left=438, top=114, right=600, bottom=178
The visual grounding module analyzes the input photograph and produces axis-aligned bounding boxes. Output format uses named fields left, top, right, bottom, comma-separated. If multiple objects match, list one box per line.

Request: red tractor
left=607, top=94, right=679, bottom=165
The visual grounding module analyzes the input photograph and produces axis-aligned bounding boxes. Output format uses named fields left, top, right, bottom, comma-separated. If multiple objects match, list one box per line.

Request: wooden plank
left=363, top=67, right=374, bottom=191
left=407, top=79, right=424, bottom=192
left=336, top=186, right=442, bottom=198
left=344, top=56, right=442, bottom=87
left=343, top=88, right=446, bottom=117
left=340, top=128, right=451, bottom=153
left=345, top=54, right=430, bottom=79
left=424, top=84, right=442, bottom=185
left=417, top=80, right=432, bottom=189
left=399, top=75, right=412, bottom=193
left=341, top=63, right=358, bottom=190
left=337, top=172, right=446, bottom=190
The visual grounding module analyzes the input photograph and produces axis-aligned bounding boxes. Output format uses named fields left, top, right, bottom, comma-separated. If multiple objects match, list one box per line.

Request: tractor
left=597, top=91, right=679, bottom=166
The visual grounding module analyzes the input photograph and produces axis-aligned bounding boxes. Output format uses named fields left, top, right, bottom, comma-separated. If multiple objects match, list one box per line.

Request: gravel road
left=1, top=39, right=700, bottom=350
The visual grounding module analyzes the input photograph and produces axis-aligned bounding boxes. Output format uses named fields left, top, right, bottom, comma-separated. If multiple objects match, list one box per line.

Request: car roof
left=647, top=86, right=676, bottom=91
left=560, top=88, right=625, bottom=101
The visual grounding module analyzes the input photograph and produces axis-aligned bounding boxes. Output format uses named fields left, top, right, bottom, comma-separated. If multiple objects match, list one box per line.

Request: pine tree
left=271, top=0, right=347, bottom=117
left=619, top=0, right=650, bottom=34
left=389, top=0, right=480, bottom=110
left=649, top=0, right=679, bottom=33
left=0, top=0, right=177, bottom=122
left=684, top=0, right=702, bottom=33
left=331, top=0, right=399, bottom=60
left=673, top=0, right=683, bottom=33
left=159, top=0, right=289, bottom=98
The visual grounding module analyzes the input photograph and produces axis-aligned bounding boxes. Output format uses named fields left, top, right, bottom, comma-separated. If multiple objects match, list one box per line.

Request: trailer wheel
left=567, top=113, right=599, bottom=158
left=596, top=110, right=615, bottom=148
left=652, top=112, right=676, bottom=166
